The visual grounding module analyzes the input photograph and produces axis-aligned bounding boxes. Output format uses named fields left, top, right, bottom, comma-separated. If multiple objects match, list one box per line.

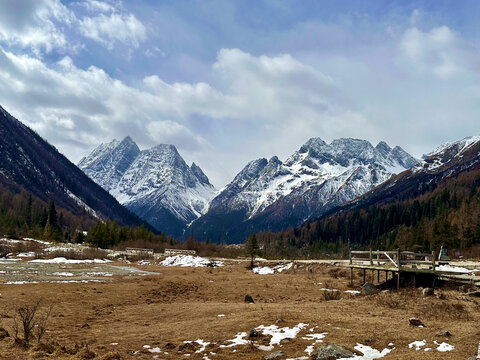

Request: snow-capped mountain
left=0, top=105, right=148, bottom=229
left=79, top=138, right=216, bottom=237
left=349, top=135, right=480, bottom=210
left=191, top=137, right=417, bottom=243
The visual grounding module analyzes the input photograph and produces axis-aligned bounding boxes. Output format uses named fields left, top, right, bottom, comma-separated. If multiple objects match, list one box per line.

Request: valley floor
left=0, top=259, right=479, bottom=359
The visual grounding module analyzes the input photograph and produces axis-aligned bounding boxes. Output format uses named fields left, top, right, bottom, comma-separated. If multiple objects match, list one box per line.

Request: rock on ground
left=264, top=350, right=286, bottom=359
left=312, top=344, right=355, bottom=359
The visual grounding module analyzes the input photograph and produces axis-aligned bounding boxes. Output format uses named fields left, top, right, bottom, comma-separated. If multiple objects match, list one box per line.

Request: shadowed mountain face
left=191, top=137, right=417, bottom=243
left=0, top=105, right=149, bottom=229
left=79, top=138, right=216, bottom=237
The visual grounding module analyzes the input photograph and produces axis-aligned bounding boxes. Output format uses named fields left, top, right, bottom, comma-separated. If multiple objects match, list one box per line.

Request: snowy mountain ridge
left=79, top=138, right=216, bottom=237
left=191, top=137, right=418, bottom=243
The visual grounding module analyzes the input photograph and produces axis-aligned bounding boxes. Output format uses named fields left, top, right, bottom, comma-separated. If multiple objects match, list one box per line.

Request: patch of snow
left=436, top=264, right=478, bottom=274
left=30, top=257, right=111, bottom=264
left=253, top=263, right=293, bottom=275
left=344, top=290, right=360, bottom=295
left=319, top=288, right=339, bottom=292
left=253, top=266, right=274, bottom=275
left=16, top=252, right=35, bottom=257
left=339, top=344, right=392, bottom=359
left=160, top=255, right=223, bottom=267
left=409, top=340, right=426, bottom=351
left=303, top=332, right=328, bottom=355
left=52, top=272, right=74, bottom=277
left=219, top=332, right=249, bottom=348
left=256, top=323, right=308, bottom=351
left=434, top=341, right=454, bottom=352
left=217, top=314, right=225, bottom=317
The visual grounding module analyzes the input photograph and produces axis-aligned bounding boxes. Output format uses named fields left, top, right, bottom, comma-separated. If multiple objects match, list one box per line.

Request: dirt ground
left=0, top=261, right=478, bottom=360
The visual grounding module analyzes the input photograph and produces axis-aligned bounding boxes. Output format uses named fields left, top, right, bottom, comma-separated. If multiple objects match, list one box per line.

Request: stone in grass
left=436, top=330, right=452, bottom=337
left=312, top=344, right=355, bottom=359
left=0, top=327, right=9, bottom=340
left=249, top=329, right=259, bottom=338
left=264, top=350, right=286, bottom=359
left=422, top=288, right=434, bottom=296
left=244, top=294, right=255, bottom=303
left=361, top=282, right=377, bottom=295
left=409, top=317, right=425, bottom=327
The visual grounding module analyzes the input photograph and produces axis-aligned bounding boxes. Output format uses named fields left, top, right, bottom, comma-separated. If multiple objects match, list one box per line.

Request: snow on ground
left=253, top=262, right=293, bottom=275
left=409, top=340, right=426, bottom=351
left=160, top=255, right=223, bottom=267
left=219, top=332, right=249, bottom=348
left=252, top=266, right=274, bottom=275
left=434, top=341, right=454, bottom=352
left=338, top=344, right=393, bottom=359
left=52, top=272, right=74, bottom=277
left=436, top=264, right=479, bottom=274
left=303, top=333, right=328, bottom=355
left=256, top=323, right=308, bottom=351
left=30, top=257, right=111, bottom=264
left=16, top=252, right=35, bottom=257
left=344, top=290, right=360, bottom=295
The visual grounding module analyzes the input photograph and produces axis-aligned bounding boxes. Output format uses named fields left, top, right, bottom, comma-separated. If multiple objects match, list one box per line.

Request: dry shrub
left=328, top=268, right=347, bottom=279
left=322, top=290, right=341, bottom=301
left=12, top=300, right=53, bottom=346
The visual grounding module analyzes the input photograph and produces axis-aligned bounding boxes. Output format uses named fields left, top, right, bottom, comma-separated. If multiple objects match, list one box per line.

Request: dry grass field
left=0, top=260, right=479, bottom=359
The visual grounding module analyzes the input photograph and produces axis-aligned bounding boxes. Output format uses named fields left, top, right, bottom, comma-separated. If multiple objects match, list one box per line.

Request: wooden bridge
left=348, top=249, right=480, bottom=289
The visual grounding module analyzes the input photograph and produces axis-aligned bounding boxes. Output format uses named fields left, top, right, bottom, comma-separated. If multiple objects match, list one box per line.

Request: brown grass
left=0, top=262, right=478, bottom=359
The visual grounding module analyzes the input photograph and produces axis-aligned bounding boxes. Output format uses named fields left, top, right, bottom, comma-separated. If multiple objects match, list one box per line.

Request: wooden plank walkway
left=346, top=249, right=480, bottom=289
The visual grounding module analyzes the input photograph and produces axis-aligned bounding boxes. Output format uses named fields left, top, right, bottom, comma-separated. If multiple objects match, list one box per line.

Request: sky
left=1, top=0, right=480, bottom=187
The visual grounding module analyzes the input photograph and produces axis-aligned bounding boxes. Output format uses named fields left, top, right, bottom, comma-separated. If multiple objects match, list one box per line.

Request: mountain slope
left=258, top=135, right=480, bottom=257
left=79, top=139, right=216, bottom=237
left=0, top=105, right=150, bottom=229
left=191, top=137, right=417, bottom=243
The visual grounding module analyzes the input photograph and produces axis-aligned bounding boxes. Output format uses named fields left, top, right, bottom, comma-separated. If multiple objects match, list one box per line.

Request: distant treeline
left=0, top=182, right=176, bottom=248
left=257, top=169, right=480, bottom=258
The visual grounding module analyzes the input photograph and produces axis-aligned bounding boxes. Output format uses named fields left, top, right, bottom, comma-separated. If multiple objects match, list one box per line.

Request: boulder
left=436, top=330, right=452, bottom=337
left=409, top=317, right=425, bottom=327
left=264, top=350, right=286, bottom=359
left=423, top=288, right=434, bottom=296
left=248, top=329, right=259, bottom=338
left=361, top=282, right=377, bottom=295
left=244, top=294, right=254, bottom=303
left=312, top=344, right=355, bottom=359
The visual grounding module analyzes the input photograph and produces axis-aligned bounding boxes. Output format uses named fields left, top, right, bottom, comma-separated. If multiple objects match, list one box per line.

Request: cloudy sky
left=1, top=0, right=479, bottom=187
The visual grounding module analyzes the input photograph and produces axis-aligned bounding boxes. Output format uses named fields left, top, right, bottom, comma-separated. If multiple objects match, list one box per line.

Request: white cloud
left=0, top=0, right=73, bottom=54
left=0, top=46, right=366, bottom=186
left=79, top=12, right=146, bottom=49
left=398, top=26, right=480, bottom=79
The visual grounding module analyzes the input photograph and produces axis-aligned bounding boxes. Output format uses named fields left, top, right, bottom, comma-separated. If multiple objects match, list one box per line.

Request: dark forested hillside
left=257, top=137, right=480, bottom=257
left=0, top=105, right=152, bottom=231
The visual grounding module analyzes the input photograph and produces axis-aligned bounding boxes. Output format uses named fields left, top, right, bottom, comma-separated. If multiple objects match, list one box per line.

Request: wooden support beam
left=397, top=271, right=400, bottom=290
left=377, top=270, right=380, bottom=283
left=350, top=267, right=353, bottom=286
left=363, top=268, right=366, bottom=285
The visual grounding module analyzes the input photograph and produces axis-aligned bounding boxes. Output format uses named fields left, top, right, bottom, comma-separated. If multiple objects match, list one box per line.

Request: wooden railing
left=349, top=249, right=436, bottom=270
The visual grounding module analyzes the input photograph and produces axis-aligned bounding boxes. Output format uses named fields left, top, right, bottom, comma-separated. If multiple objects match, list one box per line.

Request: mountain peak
left=375, top=141, right=392, bottom=155
left=299, top=137, right=327, bottom=153
left=191, top=162, right=211, bottom=185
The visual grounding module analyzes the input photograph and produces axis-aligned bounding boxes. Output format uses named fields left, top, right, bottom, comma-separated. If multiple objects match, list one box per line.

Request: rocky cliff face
left=79, top=138, right=216, bottom=237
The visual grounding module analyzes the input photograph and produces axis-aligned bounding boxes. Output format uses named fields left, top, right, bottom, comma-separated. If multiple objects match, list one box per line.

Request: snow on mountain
left=192, top=137, right=418, bottom=243
left=414, top=135, right=480, bottom=173
left=79, top=138, right=216, bottom=237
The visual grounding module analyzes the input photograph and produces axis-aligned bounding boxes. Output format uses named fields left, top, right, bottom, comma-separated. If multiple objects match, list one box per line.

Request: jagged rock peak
left=191, top=162, right=211, bottom=185
left=234, top=158, right=268, bottom=182
left=299, top=137, right=327, bottom=153
left=375, top=141, right=392, bottom=155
